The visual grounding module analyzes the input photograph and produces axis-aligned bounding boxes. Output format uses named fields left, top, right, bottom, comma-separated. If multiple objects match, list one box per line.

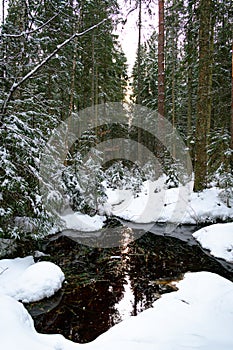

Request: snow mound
left=106, top=179, right=167, bottom=223
left=193, top=223, right=233, bottom=262
left=0, top=257, right=65, bottom=302
left=61, top=212, right=106, bottom=232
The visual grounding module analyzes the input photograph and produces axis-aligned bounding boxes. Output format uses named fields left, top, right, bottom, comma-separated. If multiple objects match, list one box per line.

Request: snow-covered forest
left=0, top=0, right=233, bottom=349
left=0, top=0, right=233, bottom=236
left=0, top=0, right=232, bottom=237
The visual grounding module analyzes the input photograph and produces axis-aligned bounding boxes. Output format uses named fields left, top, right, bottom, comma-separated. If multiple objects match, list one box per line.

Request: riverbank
left=0, top=223, right=233, bottom=349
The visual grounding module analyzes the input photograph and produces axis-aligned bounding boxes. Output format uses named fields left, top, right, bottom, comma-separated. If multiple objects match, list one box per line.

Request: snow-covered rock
left=0, top=294, right=71, bottom=350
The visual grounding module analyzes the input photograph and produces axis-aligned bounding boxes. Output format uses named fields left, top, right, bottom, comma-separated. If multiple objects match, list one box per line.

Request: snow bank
left=0, top=256, right=65, bottom=302
left=1, top=271, right=233, bottom=350
left=106, top=178, right=168, bottom=223
left=55, top=180, right=233, bottom=231
left=106, top=180, right=233, bottom=225
left=182, top=188, right=233, bottom=224
left=85, top=271, right=233, bottom=350
left=61, top=212, right=106, bottom=231
left=0, top=294, right=72, bottom=350
left=193, top=223, right=233, bottom=262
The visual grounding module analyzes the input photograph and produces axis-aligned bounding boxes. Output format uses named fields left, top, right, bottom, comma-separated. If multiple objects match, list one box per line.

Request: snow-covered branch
left=1, top=12, right=61, bottom=38
left=1, top=18, right=107, bottom=116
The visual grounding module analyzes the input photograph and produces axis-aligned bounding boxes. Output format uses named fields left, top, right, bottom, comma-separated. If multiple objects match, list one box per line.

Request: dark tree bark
left=194, top=0, right=213, bottom=191
left=231, top=39, right=233, bottom=153
left=136, top=0, right=142, bottom=105
left=2, top=0, right=5, bottom=24
left=158, top=0, right=165, bottom=118
left=186, top=0, right=195, bottom=146
left=137, top=0, right=142, bottom=161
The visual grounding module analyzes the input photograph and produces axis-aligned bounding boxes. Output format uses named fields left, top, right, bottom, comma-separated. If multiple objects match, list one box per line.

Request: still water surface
left=25, top=223, right=233, bottom=343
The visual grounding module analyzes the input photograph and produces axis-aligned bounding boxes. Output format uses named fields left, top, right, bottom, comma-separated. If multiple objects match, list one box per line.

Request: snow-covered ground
left=193, top=223, right=233, bottom=263
left=61, top=211, right=106, bottom=232
left=105, top=179, right=233, bottom=225
left=0, top=269, right=233, bottom=350
left=60, top=178, right=233, bottom=233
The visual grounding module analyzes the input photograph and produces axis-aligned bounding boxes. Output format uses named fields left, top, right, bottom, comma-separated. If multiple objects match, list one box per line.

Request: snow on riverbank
left=105, top=179, right=233, bottom=225
left=193, top=223, right=233, bottom=263
left=181, top=188, right=233, bottom=225
left=0, top=271, right=233, bottom=350
left=85, top=271, right=233, bottom=350
left=61, top=211, right=106, bottom=232
left=58, top=177, right=233, bottom=233
left=0, top=256, right=65, bottom=302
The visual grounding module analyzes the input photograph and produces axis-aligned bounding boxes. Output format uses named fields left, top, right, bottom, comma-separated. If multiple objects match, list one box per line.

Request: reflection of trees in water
left=126, top=231, right=233, bottom=316
left=32, top=235, right=126, bottom=343
left=30, top=228, right=233, bottom=343
left=125, top=232, right=181, bottom=316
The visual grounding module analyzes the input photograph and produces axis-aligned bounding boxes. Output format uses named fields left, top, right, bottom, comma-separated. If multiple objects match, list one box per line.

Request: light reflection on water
left=115, top=275, right=134, bottom=320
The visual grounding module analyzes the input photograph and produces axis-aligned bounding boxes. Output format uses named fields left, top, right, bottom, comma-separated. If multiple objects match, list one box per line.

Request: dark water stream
left=25, top=223, right=233, bottom=344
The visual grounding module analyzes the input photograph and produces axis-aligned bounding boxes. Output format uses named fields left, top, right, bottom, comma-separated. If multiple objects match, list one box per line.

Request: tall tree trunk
left=137, top=0, right=142, bottom=105
left=137, top=0, right=142, bottom=162
left=186, top=0, right=194, bottom=149
left=194, top=0, right=213, bottom=191
left=2, top=0, right=5, bottom=24
left=158, top=0, right=165, bottom=118
left=231, top=38, right=233, bottom=153
left=65, top=5, right=77, bottom=167
left=171, top=0, right=178, bottom=158
left=91, top=31, right=95, bottom=109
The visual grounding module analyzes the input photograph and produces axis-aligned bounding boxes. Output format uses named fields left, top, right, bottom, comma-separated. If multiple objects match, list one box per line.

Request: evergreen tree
left=75, top=0, right=127, bottom=110
left=165, top=0, right=186, bottom=134
left=130, top=0, right=232, bottom=193
left=0, top=0, right=127, bottom=238
left=0, top=0, right=58, bottom=237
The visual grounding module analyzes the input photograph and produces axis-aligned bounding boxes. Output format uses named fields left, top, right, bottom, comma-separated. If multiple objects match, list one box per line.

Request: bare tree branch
left=1, top=18, right=107, bottom=117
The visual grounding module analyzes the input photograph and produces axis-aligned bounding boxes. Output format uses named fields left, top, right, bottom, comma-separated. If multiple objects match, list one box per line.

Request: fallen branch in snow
left=185, top=202, right=200, bottom=225
left=0, top=267, right=8, bottom=276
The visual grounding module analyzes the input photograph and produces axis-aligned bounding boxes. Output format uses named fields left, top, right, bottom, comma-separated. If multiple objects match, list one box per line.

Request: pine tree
left=0, top=0, right=56, bottom=237
left=207, top=0, right=232, bottom=195
left=182, top=0, right=199, bottom=163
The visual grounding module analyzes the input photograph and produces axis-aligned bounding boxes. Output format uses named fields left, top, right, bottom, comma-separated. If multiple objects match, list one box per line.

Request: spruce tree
left=0, top=0, right=127, bottom=237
